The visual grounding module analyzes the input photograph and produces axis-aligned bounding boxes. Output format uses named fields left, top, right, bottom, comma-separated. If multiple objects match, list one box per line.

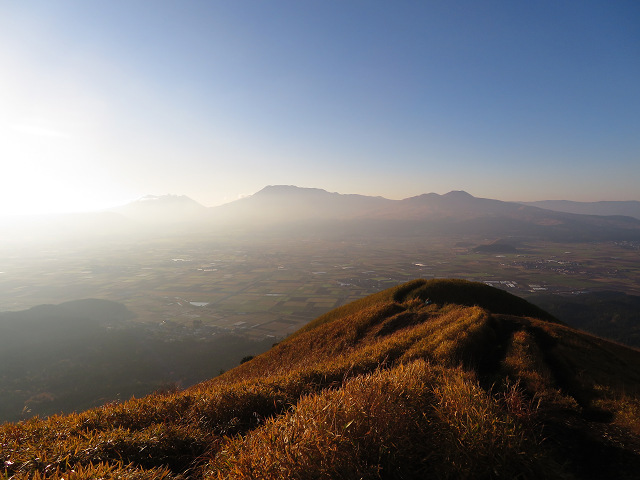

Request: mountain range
left=3, top=279, right=640, bottom=479
left=2, top=186, right=639, bottom=246
left=124, top=186, right=640, bottom=241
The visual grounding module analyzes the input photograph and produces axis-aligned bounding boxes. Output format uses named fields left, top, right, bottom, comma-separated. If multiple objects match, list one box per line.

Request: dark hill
left=529, top=290, right=640, bottom=348
left=0, top=299, right=134, bottom=349
left=472, top=239, right=519, bottom=254
left=0, top=301, right=274, bottom=424
left=3, top=280, right=640, bottom=479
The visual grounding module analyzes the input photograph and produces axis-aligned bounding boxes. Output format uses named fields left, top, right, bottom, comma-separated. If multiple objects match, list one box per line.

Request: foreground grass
left=205, top=361, right=556, bottom=479
left=2, top=279, right=640, bottom=479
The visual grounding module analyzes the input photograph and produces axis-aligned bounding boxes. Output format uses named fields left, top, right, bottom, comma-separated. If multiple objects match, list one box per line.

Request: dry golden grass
left=2, top=279, right=640, bottom=479
left=204, top=361, right=558, bottom=480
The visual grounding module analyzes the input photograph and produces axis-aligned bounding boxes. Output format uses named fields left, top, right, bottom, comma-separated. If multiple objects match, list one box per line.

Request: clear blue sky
left=1, top=1, right=638, bottom=214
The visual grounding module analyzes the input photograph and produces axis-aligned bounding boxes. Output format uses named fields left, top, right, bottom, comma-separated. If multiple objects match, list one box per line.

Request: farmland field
left=1, top=234, right=638, bottom=340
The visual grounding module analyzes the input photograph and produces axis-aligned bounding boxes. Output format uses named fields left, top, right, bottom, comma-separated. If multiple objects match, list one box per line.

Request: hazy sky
left=1, top=1, right=638, bottom=215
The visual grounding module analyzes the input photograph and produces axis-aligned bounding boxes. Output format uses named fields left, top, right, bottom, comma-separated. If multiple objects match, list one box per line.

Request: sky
left=0, top=1, right=639, bottom=215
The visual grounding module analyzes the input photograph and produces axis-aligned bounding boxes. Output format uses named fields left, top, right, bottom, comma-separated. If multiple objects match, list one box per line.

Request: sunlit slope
left=3, top=280, right=640, bottom=479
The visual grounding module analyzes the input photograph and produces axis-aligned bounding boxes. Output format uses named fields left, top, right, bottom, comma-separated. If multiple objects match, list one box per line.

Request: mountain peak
left=443, top=190, right=474, bottom=199
left=255, top=185, right=330, bottom=196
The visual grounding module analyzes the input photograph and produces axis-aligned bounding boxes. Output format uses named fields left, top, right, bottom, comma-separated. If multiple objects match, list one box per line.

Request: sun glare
left=0, top=125, right=131, bottom=216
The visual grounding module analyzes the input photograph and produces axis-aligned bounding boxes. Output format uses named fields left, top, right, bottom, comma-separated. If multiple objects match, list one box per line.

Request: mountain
left=521, top=200, right=640, bottom=220
left=368, top=190, right=640, bottom=238
left=210, top=186, right=640, bottom=241
left=112, top=194, right=209, bottom=223
left=4, top=279, right=640, bottom=479
left=4, top=187, right=639, bottom=244
left=210, top=185, right=392, bottom=224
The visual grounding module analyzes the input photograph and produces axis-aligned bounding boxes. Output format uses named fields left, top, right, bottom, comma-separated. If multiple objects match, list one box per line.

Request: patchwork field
left=1, top=235, right=638, bottom=339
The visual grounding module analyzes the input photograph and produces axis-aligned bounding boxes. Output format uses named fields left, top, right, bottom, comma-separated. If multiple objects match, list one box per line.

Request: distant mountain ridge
left=105, top=185, right=640, bottom=241
left=208, top=185, right=640, bottom=241
left=520, top=199, right=640, bottom=220
left=4, top=186, right=640, bottom=245
left=210, top=185, right=392, bottom=223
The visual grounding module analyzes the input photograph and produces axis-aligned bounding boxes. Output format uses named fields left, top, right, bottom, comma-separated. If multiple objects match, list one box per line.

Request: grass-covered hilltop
left=3, top=279, right=640, bottom=479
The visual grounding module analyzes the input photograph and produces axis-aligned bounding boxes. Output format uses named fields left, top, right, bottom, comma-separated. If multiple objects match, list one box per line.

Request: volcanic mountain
left=5, top=187, right=639, bottom=245
left=210, top=185, right=392, bottom=224
left=4, top=279, right=640, bottom=479
left=210, top=185, right=640, bottom=241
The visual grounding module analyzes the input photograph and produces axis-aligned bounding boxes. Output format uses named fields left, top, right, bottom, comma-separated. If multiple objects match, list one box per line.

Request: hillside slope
left=3, top=280, right=640, bottom=479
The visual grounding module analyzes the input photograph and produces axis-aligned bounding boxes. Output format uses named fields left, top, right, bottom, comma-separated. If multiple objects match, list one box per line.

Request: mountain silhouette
left=209, top=185, right=640, bottom=240
left=210, top=185, right=392, bottom=224
left=4, top=187, right=639, bottom=244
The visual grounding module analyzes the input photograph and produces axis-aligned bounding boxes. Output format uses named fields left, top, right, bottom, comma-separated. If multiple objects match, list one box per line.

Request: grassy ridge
left=2, top=279, right=640, bottom=479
